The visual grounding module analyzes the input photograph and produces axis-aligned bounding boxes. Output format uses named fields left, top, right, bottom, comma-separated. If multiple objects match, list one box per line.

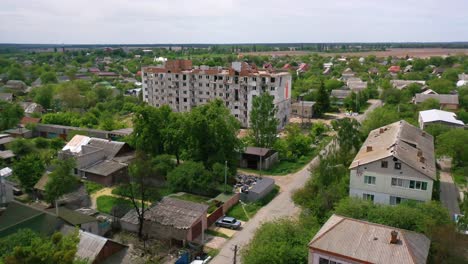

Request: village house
left=349, top=120, right=435, bottom=205
left=308, top=214, right=430, bottom=264
left=58, top=135, right=134, bottom=186
left=388, top=65, right=401, bottom=74
left=346, top=77, right=367, bottom=93
left=4, top=80, right=28, bottom=93
left=331, top=89, right=352, bottom=105
left=291, top=101, right=315, bottom=119
left=340, top=68, right=355, bottom=81
left=390, top=80, right=426, bottom=90
left=0, top=92, right=13, bottom=102
left=418, top=109, right=464, bottom=130
left=414, top=93, right=459, bottom=110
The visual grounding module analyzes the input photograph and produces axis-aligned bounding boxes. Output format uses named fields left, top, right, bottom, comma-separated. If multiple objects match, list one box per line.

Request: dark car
left=215, top=216, right=241, bottom=230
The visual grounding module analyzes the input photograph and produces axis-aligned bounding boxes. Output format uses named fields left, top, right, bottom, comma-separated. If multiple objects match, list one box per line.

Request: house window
left=394, top=162, right=401, bottom=170
left=270, top=86, right=275, bottom=91
left=381, top=160, right=388, bottom=168
left=390, top=196, right=405, bottom=205
left=364, top=176, right=376, bottom=185
left=363, top=193, right=374, bottom=201
left=319, top=257, right=342, bottom=264
left=391, top=178, right=428, bottom=190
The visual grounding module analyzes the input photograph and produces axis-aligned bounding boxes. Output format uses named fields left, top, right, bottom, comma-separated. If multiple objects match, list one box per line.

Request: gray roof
left=0, top=93, right=13, bottom=101
left=144, top=197, right=209, bottom=229
left=82, top=160, right=126, bottom=177
left=350, top=120, right=436, bottom=180
left=0, top=150, right=15, bottom=159
left=391, top=80, right=426, bottom=90
left=0, top=136, right=15, bottom=145
left=88, top=138, right=126, bottom=159
left=414, top=94, right=459, bottom=105
left=309, top=214, right=430, bottom=264
left=244, top=147, right=272, bottom=157
left=73, top=230, right=126, bottom=263
left=250, top=177, right=275, bottom=194
left=331, top=89, right=351, bottom=99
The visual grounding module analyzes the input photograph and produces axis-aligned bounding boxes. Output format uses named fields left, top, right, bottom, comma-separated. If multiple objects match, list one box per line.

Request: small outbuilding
left=240, top=147, right=279, bottom=170
left=292, top=101, right=315, bottom=118
left=239, top=177, right=275, bottom=202
left=418, top=109, right=464, bottom=129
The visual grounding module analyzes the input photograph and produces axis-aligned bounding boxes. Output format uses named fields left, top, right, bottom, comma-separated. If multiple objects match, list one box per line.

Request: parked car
left=215, top=216, right=241, bottom=230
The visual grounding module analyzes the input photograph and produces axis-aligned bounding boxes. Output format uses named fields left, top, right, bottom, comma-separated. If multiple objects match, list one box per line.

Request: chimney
left=390, top=230, right=399, bottom=244
left=366, top=146, right=373, bottom=152
left=417, top=149, right=423, bottom=157
left=421, top=131, right=426, bottom=137
left=419, top=156, right=425, bottom=163
left=379, top=128, right=385, bottom=134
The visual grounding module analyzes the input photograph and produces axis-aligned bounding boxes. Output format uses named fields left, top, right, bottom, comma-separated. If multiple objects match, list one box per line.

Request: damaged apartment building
left=141, top=60, right=292, bottom=128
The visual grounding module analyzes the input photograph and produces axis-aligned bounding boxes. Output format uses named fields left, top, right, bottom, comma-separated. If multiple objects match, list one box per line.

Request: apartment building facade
left=141, top=60, right=292, bottom=128
left=349, top=120, right=436, bottom=205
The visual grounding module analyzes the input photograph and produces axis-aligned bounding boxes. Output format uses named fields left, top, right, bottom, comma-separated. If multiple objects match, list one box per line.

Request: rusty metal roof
left=309, top=215, right=430, bottom=264
left=244, top=147, right=271, bottom=157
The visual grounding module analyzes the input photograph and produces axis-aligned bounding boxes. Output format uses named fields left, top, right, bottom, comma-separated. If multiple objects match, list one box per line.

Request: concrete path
left=438, top=158, right=460, bottom=216
left=210, top=100, right=381, bottom=264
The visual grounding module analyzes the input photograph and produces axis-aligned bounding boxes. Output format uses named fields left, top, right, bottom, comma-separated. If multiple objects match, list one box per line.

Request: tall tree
left=331, top=118, right=362, bottom=155
left=249, top=93, right=278, bottom=148
left=0, top=101, right=23, bottom=131
left=33, top=85, right=54, bottom=109
left=13, top=155, right=45, bottom=193
left=313, top=80, right=330, bottom=117
left=45, top=158, right=78, bottom=204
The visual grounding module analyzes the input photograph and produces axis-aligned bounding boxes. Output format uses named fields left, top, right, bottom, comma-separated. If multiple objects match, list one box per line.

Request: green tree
left=249, top=93, right=278, bottom=148
left=361, top=105, right=400, bottom=136
left=418, top=98, right=440, bottom=111
left=33, top=85, right=54, bottom=109
left=0, top=101, right=23, bottom=131
left=45, top=158, right=78, bottom=204
left=436, top=129, right=468, bottom=166
left=40, top=71, right=58, bottom=84
left=242, top=218, right=318, bottom=264
left=167, top=161, right=213, bottom=195
left=8, top=138, right=35, bottom=157
left=331, top=118, right=361, bottom=155
left=152, top=154, right=176, bottom=179
left=313, top=81, right=330, bottom=117
left=162, top=112, right=185, bottom=164
left=284, top=123, right=312, bottom=160
left=0, top=229, right=82, bottom=264
left=13, top=154, right=45, bottom=193
left=428, top=78, right=455, bottom=94
left=324, top=79, right=344, bottom=91
left=7, top=67, right=25, bottom=81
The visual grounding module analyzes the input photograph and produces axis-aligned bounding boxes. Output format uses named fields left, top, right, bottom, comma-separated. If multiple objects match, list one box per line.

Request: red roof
left=388, top=66, right=401, bottom=73
left=20, top=116, right=41, bottom=126
left=136, top=71, right=142, bottom=76
left=282, top=63, right=291, bottom=70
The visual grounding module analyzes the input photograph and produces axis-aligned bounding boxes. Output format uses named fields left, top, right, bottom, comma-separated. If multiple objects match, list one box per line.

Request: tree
left=0, top=101, right=23, bottom=131
left=249, top=93, right=278, bottom=148
left=428, top=78, right=455, bottom=94
left=284, top=123, right=312, bottom=160
left=361, top=105, right=400, bottom=136
left=0, top=229, right=82, bottom=264
left=13, top=155, right=45, bottom=192
left=162, top=112, right=185, bottom=164
left=324, top=79, right=344, bottom=91
left=310, top=121, right=328, bottom=139
left=167, top=161, right=213, bottom=195
left=45, top=158, right=78, bottom=204
left=7, top=67, right=25, bottom=81
left=40, top=71, right=58, bottom=84
left=331, top=118, right=361, bottom=155
left=418, top=98, right=440, bottom=110
left=33, top=85, right=54, bottom=109
left=152, top=154, right=175, bottom=179
left=436, top=129, right=468, bottom=166
left=313, top=80, right=330, bottom=117
left=241, top=218, right=318, bottom=264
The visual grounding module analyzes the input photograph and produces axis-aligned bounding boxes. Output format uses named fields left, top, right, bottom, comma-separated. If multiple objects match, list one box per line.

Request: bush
left=84, top=181, right=104, bottom=194
left=34, top=137, right=50, bottom=149
left=167, top=161, right=215, bottom=195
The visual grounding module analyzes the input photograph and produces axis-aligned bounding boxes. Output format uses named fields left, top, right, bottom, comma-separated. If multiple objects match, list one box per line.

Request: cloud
left=0, top=0, right=467, bottom=44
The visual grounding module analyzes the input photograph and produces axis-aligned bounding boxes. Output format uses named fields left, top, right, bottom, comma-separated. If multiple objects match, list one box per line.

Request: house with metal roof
left=419, top=109, right=464, bottom=130
left=349, top=120, right=435, bottom=205
left=239, top=146, right=279, bottom=170
left=58, top=135, right=133, bottom=186
left=73, top=229, right=127, bottom=264
left=308, top=214, right=430, bottom=264
left=414, top=93, right=459, bottom=110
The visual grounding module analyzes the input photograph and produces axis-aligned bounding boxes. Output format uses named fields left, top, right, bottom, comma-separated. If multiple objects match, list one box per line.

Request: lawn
left=84, top=181, right=104, bottom=194
left=452, top=167, right=467, bottom=186
left=240, top=136, right=332, bottom=176
left=226, top=185, right=279, bottom=221
left=96, top=195, right=133, bottom=214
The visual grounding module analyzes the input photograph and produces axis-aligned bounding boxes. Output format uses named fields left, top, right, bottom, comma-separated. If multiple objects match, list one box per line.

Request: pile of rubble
left=234, top=174, right=260, bottom=194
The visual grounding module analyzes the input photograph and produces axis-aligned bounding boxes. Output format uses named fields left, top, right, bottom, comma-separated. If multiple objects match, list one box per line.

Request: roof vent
left=419, top=156, right=425, bottom=163
left=366, top=146, right=373, bottom=152
left=422, top=131, right=426, bottom=137
left=390, top=230, right=399, bottom=244
left=417, top=149, right=423, bottom=157
left=379, top=128, right=385, bottom=134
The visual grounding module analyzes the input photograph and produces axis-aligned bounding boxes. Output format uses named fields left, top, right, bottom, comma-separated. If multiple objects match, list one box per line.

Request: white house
left=349, top=120, right=436, bottom=205
left=419, top=109, right=464, bottom=130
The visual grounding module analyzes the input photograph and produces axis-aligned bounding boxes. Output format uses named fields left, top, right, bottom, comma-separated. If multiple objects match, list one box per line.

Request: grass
left=452, top=167, right=467, bottom=186
left=226, top=185, right=280, bottom=221
left=205, top=229, right=229, bottom=239
left=206, top=248, right=220, bottom=258
left=84, top=181, right=104, bottom=194
left=240, top=136, right=332, bottom=176
left=96, top=195, right=133, bottom=214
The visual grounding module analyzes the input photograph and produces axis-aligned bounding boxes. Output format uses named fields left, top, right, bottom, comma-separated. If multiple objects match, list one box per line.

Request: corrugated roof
left=244, top=147, right=271, bottom=157
left=391, top=80, right=426, bottom=90
left=82, top=160, right=126, bottom=176
left=76, top=230, right=108, bottom=261
left=350, top=120, right=436, bottom=180
left=309, top=214, right=430, bottom=264
left=419, top=109, right=464, bottom=126
left=414, top=94, right=459, bottom=105
left=34, top=172, right=50, bottom=191
left=0, top=136, right=14, bottom=145
left=46, top=207, right=96, bottom=226
left=145, top=197, right=208, bottom=229
left=0, top=150, right=15, bottom=159
left=88, top=138, right=125, bottom=159
left=331, top=89, right=352, bottom=99
left=62, top=135, right=91, bottom=153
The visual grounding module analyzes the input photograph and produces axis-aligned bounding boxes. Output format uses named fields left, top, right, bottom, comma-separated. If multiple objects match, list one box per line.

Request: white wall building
left=349, top=120, right=436, bottom=205
left=419, top=109, right=464, bottom=129
left=142, top=60, right=292, bottom=128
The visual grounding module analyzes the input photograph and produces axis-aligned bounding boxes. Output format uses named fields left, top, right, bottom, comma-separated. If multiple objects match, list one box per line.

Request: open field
left=241, top=48, right=468, bottom=58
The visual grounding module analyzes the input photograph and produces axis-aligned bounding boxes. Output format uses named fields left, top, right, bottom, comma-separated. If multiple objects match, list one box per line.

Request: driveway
left=438, top=158, right=461, bottom=216
left=210, top=100, right=381, bottom=264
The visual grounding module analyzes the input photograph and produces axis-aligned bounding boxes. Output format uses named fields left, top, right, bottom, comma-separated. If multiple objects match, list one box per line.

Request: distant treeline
left=1, top=42, right=468, bottom=54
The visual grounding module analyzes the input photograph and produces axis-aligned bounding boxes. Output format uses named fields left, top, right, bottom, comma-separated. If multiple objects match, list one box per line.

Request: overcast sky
left=0, top=0, right=467, bottom=44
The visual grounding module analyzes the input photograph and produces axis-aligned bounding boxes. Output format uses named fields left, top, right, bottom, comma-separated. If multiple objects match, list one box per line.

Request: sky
left=0, top=0, right=467, bottom=44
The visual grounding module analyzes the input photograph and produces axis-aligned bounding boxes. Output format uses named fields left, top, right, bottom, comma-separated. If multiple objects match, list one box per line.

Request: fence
left=207, top=193, right=240, bottom=226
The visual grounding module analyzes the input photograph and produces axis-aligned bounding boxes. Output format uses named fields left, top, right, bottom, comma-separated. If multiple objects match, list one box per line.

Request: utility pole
left=233, top=244, right=238, bottom=264
left=224, top=160, right=227, bottom=193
